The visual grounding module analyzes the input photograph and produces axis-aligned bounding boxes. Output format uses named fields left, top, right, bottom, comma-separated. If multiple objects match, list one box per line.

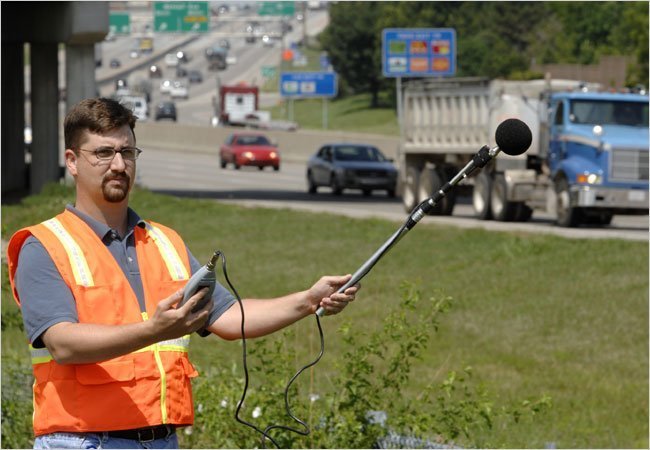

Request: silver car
left=306, top=143, right=398, bottom=196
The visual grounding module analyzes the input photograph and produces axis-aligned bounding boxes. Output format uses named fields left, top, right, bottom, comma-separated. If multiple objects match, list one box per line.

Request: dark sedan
left=187, top=70, right=203, bottom=83
left=155, top=101, right=177, bottom=121
left=306, top=143, right=398, bottom=196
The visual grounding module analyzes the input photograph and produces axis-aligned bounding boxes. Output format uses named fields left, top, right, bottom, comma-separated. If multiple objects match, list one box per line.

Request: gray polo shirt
left=14, top=204, right=236, bottom=348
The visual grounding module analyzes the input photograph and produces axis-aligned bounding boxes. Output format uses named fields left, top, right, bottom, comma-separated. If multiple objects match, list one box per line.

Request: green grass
left=258, top=43, right=399, bottom=135
left=2, top=184, right=648, bottom=448
left=268, top=93, right=398, bottom=135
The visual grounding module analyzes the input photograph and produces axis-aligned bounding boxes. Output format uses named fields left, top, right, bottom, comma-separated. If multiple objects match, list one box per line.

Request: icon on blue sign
left=282, top=81, right=299, bottom=94
left=388, top=57, right=407, bottom=73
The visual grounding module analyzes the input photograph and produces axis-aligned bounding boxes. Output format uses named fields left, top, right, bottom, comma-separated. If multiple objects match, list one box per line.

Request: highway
left=137, top=146, right=649, bottom=242
left=96, top=6, right=329, bottom=125
left=90, top=5, right=647, bottom=242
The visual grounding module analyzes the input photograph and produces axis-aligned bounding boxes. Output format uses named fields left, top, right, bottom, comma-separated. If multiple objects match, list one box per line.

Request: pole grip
left=315, top=282, right=349, bottom=317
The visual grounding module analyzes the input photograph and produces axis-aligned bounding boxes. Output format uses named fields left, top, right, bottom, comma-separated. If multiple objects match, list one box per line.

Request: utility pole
left=301, top=1, right=307, bottom=46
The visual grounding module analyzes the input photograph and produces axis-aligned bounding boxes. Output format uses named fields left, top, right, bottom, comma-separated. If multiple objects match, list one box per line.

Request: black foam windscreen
left=495, top=119, right=532, bottom=155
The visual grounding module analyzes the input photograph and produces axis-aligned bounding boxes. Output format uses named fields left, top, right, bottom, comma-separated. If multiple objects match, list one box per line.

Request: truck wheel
left=555, top=177, right=582, bottom=227
left=491, top=173, right=518, bottom=221
left=402, top=166, right=420, bottom=212
left=418, top=167, right=455, bottom=215
left=473, top=171, right=492, bottom=220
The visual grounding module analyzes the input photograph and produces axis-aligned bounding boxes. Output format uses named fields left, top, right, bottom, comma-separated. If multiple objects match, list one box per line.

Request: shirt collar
left=65, top=204, right=146, bottom=241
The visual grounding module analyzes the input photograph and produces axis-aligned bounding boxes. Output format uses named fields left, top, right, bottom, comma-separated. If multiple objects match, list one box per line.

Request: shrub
left=182, top=282, right=550, bottom=448
left=1, top=354, right=34, bottom=449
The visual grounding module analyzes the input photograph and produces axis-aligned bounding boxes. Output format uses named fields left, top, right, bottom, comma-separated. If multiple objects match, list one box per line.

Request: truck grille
left=610, top=149, right=649, bottom=182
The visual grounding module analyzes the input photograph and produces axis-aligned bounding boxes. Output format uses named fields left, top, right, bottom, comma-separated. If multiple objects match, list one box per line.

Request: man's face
left=66, top=124, right=137, bottom=204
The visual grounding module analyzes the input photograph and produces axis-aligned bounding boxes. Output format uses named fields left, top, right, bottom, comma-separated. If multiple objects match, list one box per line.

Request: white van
left=164, top=53, right=178, bottom=67
left=119, top=95, right=148, bottom=121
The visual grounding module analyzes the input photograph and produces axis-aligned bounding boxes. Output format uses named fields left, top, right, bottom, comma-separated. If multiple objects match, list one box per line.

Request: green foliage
left=1, top=303, right=24, bottom=331
left=1, top=354, right=34, bottom=449
left=182, top=283, right=549, bottom=448
left=2, top=185, right=647, bottom=448
left=319, top=1, right=389, bottom=106
left=320, top=1, right=649, bottom=105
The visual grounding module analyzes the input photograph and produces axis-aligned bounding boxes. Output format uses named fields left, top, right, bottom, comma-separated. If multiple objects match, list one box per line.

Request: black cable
left=260, top=314, right=324, bottom=448
left=215, top=251, right=280, bottom=449
left=215, top=250, right=325, bottom=449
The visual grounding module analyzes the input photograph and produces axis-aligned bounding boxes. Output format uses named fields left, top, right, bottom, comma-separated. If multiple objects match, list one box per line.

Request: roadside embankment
left=136, top=122, right=401, bottom=163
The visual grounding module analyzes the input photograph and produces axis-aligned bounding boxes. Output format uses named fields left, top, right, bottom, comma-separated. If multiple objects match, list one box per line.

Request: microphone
left=314, top=119, right=532, bottom=317
left=414, top=118, right=532, bottom=218
left=495, top=118, right=533, bottom=156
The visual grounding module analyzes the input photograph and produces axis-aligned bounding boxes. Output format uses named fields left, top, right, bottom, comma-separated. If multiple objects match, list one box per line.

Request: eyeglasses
left=78, top=146, right=143, bottom=162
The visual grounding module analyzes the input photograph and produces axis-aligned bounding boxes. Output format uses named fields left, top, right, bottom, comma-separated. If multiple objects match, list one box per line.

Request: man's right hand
left=41, top=288, right=213, bottom=365
left=150, top=288, right=213, bottom=340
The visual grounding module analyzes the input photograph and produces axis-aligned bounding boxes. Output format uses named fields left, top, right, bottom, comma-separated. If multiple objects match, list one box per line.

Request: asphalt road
left=137, top=147, right=649, bottom=242
left=92, top=8, right=648, bottom=243
left=96, top=8, right=329, bottom=125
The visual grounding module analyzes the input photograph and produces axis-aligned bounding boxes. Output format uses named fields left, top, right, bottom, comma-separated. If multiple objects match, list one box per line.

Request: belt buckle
left=137, top=428, right=156, bottom=443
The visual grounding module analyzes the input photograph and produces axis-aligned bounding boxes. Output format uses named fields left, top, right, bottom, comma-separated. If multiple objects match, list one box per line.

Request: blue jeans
left=33, top=431, right=179, bottom=449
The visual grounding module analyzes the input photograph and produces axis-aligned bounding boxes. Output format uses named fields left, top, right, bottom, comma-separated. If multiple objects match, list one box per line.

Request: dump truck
left=398, top=77, right=649, bottom=226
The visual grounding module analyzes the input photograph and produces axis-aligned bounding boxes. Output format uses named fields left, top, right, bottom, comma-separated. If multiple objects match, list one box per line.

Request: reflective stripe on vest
left=42, top=218, right=94, bottom=287
left=41, top=219, right=189, bottom=285
left=144, top=223, right=190, bottom=281
left=30, top=336, right=191, bottom=365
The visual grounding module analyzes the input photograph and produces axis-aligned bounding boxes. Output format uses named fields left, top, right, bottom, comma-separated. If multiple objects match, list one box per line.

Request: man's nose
left=110, top=151, right=127, bottom=171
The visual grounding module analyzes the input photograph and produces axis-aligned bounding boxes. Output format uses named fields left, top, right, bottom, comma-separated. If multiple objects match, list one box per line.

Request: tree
left=319, top=2, right=388, bottom=107
left=610, top=2, right=649, bottom=86
left=320, top=1, right=648, bottom=106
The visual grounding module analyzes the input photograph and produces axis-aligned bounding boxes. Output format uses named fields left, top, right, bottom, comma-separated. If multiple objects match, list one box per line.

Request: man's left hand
left=308, top=274, right=360, bottom=315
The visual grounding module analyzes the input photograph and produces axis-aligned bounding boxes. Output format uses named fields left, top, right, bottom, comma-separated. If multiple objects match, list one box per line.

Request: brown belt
left=105, top=424, right=175, bottom=442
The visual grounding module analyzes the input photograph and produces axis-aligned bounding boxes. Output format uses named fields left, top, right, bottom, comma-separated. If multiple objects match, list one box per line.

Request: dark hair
left=64, top=97, right=137, bottom=150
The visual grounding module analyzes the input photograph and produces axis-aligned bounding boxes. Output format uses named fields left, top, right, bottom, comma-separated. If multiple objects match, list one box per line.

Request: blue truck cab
left=547, top=91, right=649, bottom=226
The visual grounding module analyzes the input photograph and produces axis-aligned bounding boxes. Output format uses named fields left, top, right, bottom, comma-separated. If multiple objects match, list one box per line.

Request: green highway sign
left=109, top=12, right=130, bottom=35
left=154, top=2, right=209, bottom=32
left=258, top=1, right=295, bottom=16
left=261, top=66, right=277, bottom=78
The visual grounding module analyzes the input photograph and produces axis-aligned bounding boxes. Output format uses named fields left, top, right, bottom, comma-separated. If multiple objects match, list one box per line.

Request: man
left=7, top=98, right=359, bottom=449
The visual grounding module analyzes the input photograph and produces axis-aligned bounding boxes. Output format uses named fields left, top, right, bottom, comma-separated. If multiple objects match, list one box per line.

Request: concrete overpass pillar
left=66, top=44, right=98, bottom=112
left=1, top=42, right=26, bottom=195
left=31, top=42, right=61, bottom=195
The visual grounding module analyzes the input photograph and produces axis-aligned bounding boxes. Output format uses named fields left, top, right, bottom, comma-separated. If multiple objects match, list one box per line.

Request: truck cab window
left=570, top=100, right=649, bottom=126
left=554, top=102, right=564, bottom=125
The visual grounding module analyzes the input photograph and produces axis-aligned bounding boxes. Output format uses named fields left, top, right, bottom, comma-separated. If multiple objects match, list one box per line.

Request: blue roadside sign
left=280, top=72, right=338, bottom=98
left=382, top=28, right=456, bottom=77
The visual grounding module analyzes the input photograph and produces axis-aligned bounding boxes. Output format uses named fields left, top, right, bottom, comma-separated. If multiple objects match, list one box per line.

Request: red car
left=219, top=133, right=280, bottom=171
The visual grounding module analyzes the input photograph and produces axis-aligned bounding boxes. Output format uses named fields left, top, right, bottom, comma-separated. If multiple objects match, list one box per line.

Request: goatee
left=102, top=173, right=131, bottom=203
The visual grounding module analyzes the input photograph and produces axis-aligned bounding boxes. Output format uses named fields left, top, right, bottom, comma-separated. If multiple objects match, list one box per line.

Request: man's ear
left=65, top=149, right=78, bottom=177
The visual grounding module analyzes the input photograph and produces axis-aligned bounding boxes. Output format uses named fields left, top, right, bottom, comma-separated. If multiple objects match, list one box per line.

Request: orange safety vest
left=7, top=209, right=199, bottom=436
